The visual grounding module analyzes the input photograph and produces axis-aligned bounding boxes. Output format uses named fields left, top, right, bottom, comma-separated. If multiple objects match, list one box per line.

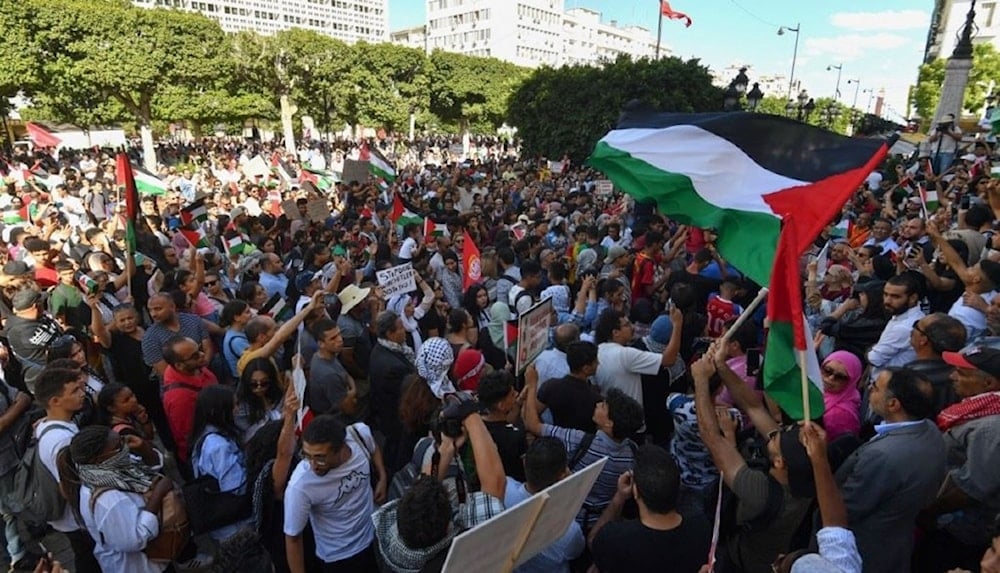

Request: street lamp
left=823, top=102, right=841, bottom=127
left=787, top=89, right=814, bottom=121
left=827, top=63, right=843, bottom=101
left=847, top=79, right=862, bottom=109
left=777, top=23, right=801, bottom=100
left=733, top=67, right=750, bottom=95
left=747, top=82, right=764, bottom=112
left=724, top=84, right=741, bottom=111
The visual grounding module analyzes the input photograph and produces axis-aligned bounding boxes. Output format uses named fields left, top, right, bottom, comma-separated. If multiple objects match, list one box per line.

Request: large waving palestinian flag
left=588, top=111, right=892, bottom=419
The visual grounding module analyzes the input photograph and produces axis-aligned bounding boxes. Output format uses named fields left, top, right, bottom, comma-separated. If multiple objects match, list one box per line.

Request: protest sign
left=376, top=263, right=416, bottom=299
left=341, top=159, right=369, bottom=184
left=306, top=199, right=329, bottom=223
left=548, top=160, right=565, bottom=174
left=448, top=143, right=465, bottom=158
left=281, top=200, right=300, bottom=219
left=516, top=298, right=553, bottom=374
left=596, top=180, right=613, bottom=195
left=442, top=457, right=607, bottom=573
left=242, top=156, right=270, bottom=179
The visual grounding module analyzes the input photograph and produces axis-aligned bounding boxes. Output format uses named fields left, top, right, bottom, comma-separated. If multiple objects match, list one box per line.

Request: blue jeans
left=933, top=151, right=955, bottom=175
left=0, top=470, right=25, bottom=563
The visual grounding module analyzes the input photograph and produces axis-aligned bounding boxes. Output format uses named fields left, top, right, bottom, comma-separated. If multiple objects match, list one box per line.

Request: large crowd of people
left=0, top=133, right=997, bottom=573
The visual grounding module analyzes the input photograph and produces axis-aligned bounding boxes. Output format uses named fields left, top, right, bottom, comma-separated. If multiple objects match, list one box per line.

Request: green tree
left=21, top=0, right=231, bottom=168
left=913, top=43, right=1000, bottom=128
left=507, top=55, right=724, bottom=162
left=429, top=50, right=528, bottom=134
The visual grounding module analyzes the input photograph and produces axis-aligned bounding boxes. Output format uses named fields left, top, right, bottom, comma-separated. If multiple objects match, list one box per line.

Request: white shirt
left=283, top=423, right=376, bottom=562
left=79, top=487, right=166, bottom=573
left=595, top=342, right=662, bottom=409
left=508, top=285, right=534, bottom=316
left=949, top=291, right=997, bottom=342
left=867, top=305, right=924, bottom=373
left=534, top=349, right=569, bottom=388
left=398, top=237, right=418, bottom=261
left=36, top=420, right=80, bottom=532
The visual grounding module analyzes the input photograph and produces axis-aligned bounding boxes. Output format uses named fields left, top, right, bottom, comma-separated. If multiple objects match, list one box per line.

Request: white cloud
left=804, top=33, right=910, bottom=60
left=830, top=10, right=930, bottom=31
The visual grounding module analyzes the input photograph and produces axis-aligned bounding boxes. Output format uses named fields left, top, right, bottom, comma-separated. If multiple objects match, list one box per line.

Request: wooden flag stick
left=799, top=348, right=812, bottom=422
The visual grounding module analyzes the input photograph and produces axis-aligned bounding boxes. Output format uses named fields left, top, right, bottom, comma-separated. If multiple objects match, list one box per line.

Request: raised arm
left=713, top=342, right=779, bottom=437
left=521, top=363, right=544, bottom=437
left=257, top=292, right=324, bottom=358
left=691, top=354, right=747, bottom=487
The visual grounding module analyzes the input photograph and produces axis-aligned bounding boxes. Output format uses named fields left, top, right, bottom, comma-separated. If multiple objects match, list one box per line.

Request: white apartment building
left=131, top=0, right=389, bottom=43
left=416, top=0, right=664, bottom=68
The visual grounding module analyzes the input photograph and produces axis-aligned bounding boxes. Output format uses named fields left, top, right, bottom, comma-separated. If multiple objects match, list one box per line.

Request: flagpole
left=655, top=1, right=663, bottom=59
left=718, top=287, right=769, bottom=342
left=799, top=348, right=812, bottom=421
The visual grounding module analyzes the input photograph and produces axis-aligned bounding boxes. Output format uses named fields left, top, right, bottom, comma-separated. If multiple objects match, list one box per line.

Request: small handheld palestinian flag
left=180, top=198, right=208, bottom=225
left=424, top=218, right=448, bottom=240
left=391, top=193, right=423, bottom=226
left=224, top=234, right=255, bottom=256
left=77, top=272, right=99, bottom=295
left=180, top=228, right=210, bottom=248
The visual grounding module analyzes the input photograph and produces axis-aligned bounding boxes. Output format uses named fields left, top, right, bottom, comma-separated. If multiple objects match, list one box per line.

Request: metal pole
left=655, top=1, right=663, bottom=59
left=788, top=24, right=800, bottom=100
left=852, top=81, right=861, bottom=109
left=834, top=66, right=843, bottom=101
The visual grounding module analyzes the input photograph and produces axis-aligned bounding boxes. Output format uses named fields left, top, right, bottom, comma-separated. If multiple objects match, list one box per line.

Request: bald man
left=141, top=293, right=212, bottom=376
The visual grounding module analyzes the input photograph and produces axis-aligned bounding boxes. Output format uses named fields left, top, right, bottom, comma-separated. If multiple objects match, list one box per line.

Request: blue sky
left=389, top=0, right=932, bottom=121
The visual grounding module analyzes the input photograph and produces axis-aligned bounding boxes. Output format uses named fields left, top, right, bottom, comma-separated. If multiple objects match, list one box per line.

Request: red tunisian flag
left=660, top=1, right=692, bottom=27
left=462, top=230, right=481, bottom=291
left=25, top=122, right=62, bottom=148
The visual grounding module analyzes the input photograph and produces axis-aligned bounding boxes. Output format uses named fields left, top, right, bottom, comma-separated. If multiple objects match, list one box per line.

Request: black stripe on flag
left=615, top=111, right=888, bottom=183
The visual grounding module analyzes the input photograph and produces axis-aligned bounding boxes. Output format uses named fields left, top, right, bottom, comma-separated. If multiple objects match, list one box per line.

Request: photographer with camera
left=372, top=395, right=507, bottom=572
left=927, top=113, right=964, bottom=175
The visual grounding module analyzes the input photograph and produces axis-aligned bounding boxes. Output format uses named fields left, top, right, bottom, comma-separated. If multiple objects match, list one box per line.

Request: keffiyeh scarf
left=937, top=391, right=1000, bottom=431
left=379, top=337, right=416, bottom=365
left=77, top=447, right=159, bottom=494
left=416, top=337, right=456, bottom=399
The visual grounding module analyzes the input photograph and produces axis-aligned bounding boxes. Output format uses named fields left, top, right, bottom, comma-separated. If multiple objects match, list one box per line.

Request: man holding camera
left=927, top=113, right=964, bottom=175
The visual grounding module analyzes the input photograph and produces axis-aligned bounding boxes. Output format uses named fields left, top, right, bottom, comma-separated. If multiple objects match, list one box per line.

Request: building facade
left=410, top=0, right=663, bottom=68
left=924, top=0, right=1000, bottom=62
left=131, top=0, right=389, bottom=43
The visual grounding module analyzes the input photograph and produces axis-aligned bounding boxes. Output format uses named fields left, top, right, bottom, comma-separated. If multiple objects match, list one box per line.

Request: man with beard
left=868, top=273, right=925, bottom=376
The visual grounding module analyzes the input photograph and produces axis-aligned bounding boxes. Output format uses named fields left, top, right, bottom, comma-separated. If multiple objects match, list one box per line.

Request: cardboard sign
left=376, top=263, right=416, bottom=299
left=596, top=180, right=613, bottom=195
left=306, top=198, right=329, bottom=223
left=516, top=298, right=553, bottom=374
left=449, top=143, right=465, bottom=158
left=442, top=457, right=608, bottom=573
left=281, top=200, right=300, bottom=220
left=341, top=159, right=369, bottom=184
left=548, top=160, right=565, bottom=174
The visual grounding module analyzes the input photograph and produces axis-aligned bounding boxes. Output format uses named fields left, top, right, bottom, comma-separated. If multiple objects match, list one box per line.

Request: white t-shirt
left=36, top=419, right=80, bottom=532
left=949, top=291, right=997, bottom=341
left=595, top=342, right=662, bottom=408
left=79, top=487, right=166, bottom=573
left=283, top=423, right=376, bottom=562
left=398, top=237, right=418, bottom=261
left=508, top=285, right=534, bottom=316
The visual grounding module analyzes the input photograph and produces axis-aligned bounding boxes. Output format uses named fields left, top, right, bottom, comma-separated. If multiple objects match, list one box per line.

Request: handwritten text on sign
left=376, top=263, right=417, bottom=299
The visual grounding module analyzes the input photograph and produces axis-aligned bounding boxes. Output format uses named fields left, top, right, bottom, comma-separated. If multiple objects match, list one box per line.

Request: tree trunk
left=280, top=93, right=296, bottom=151
left=460, top=119, right=470, bottom=159
left=140, top=123, right=156, bottom=172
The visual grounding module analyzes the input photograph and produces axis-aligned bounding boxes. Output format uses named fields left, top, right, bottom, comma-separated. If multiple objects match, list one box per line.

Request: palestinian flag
left=270, top=153, right=297, bottom=185
left=424, top=218, right=447, bottom=239
left=830, top=218, right=850, bottom=238
left=391, top=193, right=423, bottom=227
left=2, top=209, right=24, bottom=224
left=587, top=111, right=891, bottom=286
left=116, top=151, right=139, bottom=252
left=764, top=216, right=824, bottom=421
left=27, top=168, right=55, bottom=189
left=180, top=197, right=208, bottom=225
left=919, top=184, right=939, bottom=213
left=180, top=228, right=210, bottom=248
left=132, top=164, right=167, bottom=195
left=301, top=166, right=338, bottom=191
left=588, top=111, right=891, bottom=419
left=360, top=142, right=396, bottom=183
left=224, top=234, right=255, bottom=256
left=77, top=272, right=99, bottom=295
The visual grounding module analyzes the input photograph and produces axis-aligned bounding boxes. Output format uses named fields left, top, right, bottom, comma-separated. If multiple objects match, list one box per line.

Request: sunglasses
left=822, top=365, right=850, bottom=383
left=249, top=379, right=270, bottom=389
left=204, top=280, right=218, bottom=287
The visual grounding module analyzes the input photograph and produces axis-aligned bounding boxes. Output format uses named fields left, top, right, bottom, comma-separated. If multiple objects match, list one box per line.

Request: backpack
left=387, top=437, right=436, bottom=502
left=508, top=287, right=534, bottom=317
left=9, top=422, right=74, bottom=536
left=91, top=485, right=191, bottom=562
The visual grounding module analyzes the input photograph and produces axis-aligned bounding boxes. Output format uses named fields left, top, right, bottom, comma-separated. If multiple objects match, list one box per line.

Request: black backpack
left=10, top=422, right=74, bottom=536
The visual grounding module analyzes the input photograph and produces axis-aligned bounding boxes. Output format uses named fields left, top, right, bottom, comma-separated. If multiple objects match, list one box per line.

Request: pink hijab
left=822, top=351, right=862, bottom=440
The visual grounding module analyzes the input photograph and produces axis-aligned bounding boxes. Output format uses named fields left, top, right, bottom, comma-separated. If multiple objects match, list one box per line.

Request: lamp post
left=827, top=63, right=843, bottom=101
left=862, top=88, right=875, bottom=113
left=785, top=89, right=815, bottom=121
left=847, top=79, right=862, bottom=109
left=747, top=82, right=764, bottom=112
left=823, top=102, right=842, bottom=129
left=777, top=23, right=801, bottom=99
left=723, top=67, right=758, bottom=111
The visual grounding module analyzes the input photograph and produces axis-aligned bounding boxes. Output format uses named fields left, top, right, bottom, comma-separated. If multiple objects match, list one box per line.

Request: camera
left=431, top=393, right=480, bottom=440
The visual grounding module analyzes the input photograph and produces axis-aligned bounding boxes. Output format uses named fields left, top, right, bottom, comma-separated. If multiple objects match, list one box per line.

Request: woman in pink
left=821, top=350, right=863, bottom=440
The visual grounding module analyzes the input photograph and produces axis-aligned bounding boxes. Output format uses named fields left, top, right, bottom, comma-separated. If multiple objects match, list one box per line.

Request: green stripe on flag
left=134, top=166, right=166, bottom=195
left=588, top=140, right=780, bottom=286
left=763, top=320, right=824, bottom=421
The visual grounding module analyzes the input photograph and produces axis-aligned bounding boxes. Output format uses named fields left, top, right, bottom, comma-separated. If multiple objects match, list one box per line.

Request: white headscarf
left=388, top=293, right=423, bottom=355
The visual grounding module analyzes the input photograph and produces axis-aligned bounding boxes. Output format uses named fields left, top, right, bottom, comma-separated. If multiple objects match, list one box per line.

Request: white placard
left=376, top=263, right=416, bottom=299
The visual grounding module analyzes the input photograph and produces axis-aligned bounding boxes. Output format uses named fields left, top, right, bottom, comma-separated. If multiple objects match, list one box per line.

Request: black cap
left=11, top=288, right=41, bottom=312
left=943, top=346, right=1000, bottom=378
left=2, top=261, right=30, bottom=277
left=980, top=260, right=1000, bottom=287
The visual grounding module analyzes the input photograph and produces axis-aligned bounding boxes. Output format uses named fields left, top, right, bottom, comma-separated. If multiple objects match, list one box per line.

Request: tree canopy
left=506, top=55, right=724, bottom=162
